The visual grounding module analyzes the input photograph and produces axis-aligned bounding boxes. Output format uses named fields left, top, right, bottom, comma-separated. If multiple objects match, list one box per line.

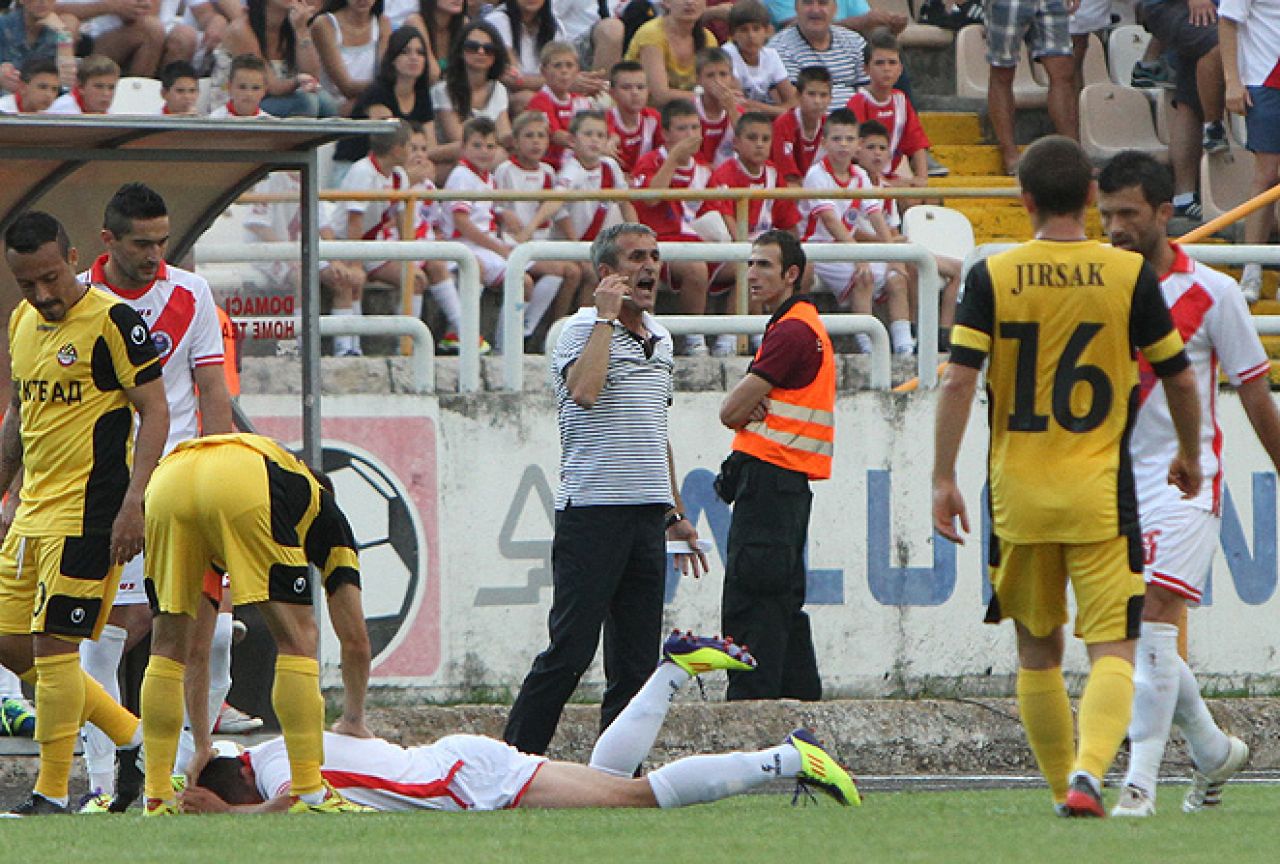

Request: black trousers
left=503, top=503, right=667, bottom=755
left=721, top=456, right=822, bottom=701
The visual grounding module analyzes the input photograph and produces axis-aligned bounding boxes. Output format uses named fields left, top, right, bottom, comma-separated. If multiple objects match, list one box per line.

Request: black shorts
left=1144, top=0, right=1218, bottom=113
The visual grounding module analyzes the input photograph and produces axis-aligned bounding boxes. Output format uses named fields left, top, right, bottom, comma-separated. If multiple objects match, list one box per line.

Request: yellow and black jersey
left=9, top=288, right=161, bottom=537
left=950, top=240, right=1188, bottom=544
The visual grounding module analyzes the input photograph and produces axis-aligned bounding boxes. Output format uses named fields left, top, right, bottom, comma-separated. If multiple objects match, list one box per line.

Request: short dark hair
left=461, top=114, right=497, bottom=143
left=569, top=108, right=607, bottom=135
left=19, top=55, right=58, bottom=82
left=1018, top=136, right=1094, bottom=217
left=104, top=183, right=167, bottom=237
left=858, top=118, right=890, bottom=142
left=660, top=99, right=698, bottom=130
left=796, top=66, right=832, bottom=91
left=754, top=229, right=805, bottom=282
left=826, top=107, right=859, bottom=132
left=160, top=60, right=198, bottom=89
left=1097, top=150, right=1175, bottom=208
left=863, top=26, right=899, bottom=64
left=5, top=211, right=69, bottom=257
left=609, top=60, right=645, bottom=85
left=369, top=118, right=412, bottom=156
left=735, top=111, right=772, bottom=135
left=695, top=46, right=732, bottom=76
left=229, top=53, right=268, bottom=80
left=729, top=0, right=772, bottom=30
left=196, top=757, right=260, bottom=805
left=77, top=54, right=119, bottom=85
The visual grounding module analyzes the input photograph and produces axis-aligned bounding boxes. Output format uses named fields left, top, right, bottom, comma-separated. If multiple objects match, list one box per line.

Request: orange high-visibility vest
left=732, top=298, right=835, bottom=480
left=216, top=305, right=241, bottom=397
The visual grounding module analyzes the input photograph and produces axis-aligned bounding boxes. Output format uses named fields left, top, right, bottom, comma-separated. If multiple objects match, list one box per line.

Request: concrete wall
left=238, top=384, right=1280, bottom=701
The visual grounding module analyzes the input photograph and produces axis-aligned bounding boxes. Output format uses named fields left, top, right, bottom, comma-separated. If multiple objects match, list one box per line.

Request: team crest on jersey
left=56, top=343, right=77, bottom=367
left=151, top=330, right=173, bottom=359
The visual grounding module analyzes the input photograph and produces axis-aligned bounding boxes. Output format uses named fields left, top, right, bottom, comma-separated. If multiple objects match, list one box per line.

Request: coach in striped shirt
left=503, top=223, right=708, bottom=757
left=769, top=0, right=870, bottom=109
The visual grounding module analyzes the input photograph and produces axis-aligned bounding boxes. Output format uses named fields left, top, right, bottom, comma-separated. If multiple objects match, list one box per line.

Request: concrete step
left=929, top=143, right=1008, bottom=176
left=927, top=174, right=1019, bottom=189
left=920, top=111, right=983, bottom=145
left=950, top=200, right=1105, bottom=244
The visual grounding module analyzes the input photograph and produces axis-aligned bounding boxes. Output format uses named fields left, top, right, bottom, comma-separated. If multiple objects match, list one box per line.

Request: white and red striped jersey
left=411, top=179, right=442, bottom=241
left=631, top=147, right=713, bottom=238
left=527, top=85, right=594, bottom=168
left=1131, top=243, right=1271, bottom=514
left=799, top=158, right=881, bottom=242
left=700, top=156, right=799, bottom=237
left=440, top=159, right=500, bottom=240
left=79, top=256, right=224, bottom=454
left=695, top=94, right=738, bottom=168
left=494, top=157, right=559, bottom=240
left=330, top=155, right=410, bottom=241
left=608, top=106, right=662, bottom=175
left=557, top=155, right=626, bottom=241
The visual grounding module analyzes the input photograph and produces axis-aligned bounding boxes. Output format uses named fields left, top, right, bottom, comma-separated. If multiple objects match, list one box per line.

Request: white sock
left=685, top=334, right=707, bottom=352
left=525, top=276, right=562, bottom=337
left=428, top=279, right=462, bottom=332
left=1123, top=621, right=1179, bottom=797
left=589, top=662, right=688, bottom=777
left=0, top=665, right=22, bottom=699
left=890, top=320, right=915, bottom=354
left=410, top=293, right=424, bottom=319
left=331, top=306, right=360, bottom=355
left=855, top=332, right=873, bottom=353
left=713, top=334, right=737, bottom=354
left=648, top=745, right=800, bottom=808
left=1242, top=263, right=1262, bottom=282
left=208, top=612, right=234, bottom=722
left=80, top=623, right=128, bottom=794
left=1173, top=653, right=1230, bottom=772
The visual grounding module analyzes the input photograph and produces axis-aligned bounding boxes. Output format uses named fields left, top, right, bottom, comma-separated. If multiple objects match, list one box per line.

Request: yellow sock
left=1075, top=654, right=1134, bottom=782
left=273, top=653, right=325, bottom=797
left=1016, top=666, right=1075, bottom=803
left=32, top=653, right=85, bottom=802
left=81, top=671, right=140, bottom=745
left=140, top=655, right=186, bottom=802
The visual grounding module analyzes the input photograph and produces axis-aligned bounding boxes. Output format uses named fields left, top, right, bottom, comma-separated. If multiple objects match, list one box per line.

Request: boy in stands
left=694, top=47, right=744, bottom=168
left=208, top=54, right=271, bottom=118
left=526, top=41, right=594, bottom=169
left=48, top=54, right=118, bottom=114
left=773, top=66, right=831, bottom=187
left=721, top=0, right=795, bottom=117
left=846, top=29, right=932, bottom=189
left=494, top=111, right=581, bottom=349
left=158, top=60, right=200, bottom=115
left=0, top=56, right=60, bottom=113
left=631, top=100, right=713, bottom=356
left=607, top=61, right=662, bottom=176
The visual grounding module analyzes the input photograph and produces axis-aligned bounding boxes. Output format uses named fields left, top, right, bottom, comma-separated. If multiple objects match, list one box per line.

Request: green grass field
left=4, top=787, right=1276, bottom=864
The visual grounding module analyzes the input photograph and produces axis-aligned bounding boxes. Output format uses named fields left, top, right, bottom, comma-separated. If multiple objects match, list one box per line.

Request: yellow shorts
left=144, top=443, right=314, bottom=617
left=985, top=531, right=1145, bottom=644
left=0, top=530, right=120, bottom=640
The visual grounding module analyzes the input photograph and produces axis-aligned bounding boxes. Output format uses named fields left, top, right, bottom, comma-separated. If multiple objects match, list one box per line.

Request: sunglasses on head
left=463, top=40, right=496, bottom=55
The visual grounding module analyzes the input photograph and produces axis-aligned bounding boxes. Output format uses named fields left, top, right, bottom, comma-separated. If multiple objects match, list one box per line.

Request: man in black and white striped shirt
left=769, top=0, right=870, bottom=108
left=503, top=223, right=708, bottom=757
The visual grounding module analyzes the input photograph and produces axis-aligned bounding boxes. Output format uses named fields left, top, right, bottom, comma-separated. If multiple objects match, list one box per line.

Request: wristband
left=664, top=511, right=685, bottom=529
left=594, top=317, right=615, bottom=327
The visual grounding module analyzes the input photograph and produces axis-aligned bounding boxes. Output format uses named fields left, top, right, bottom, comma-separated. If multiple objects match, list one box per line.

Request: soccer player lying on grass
left=181, top=632, right=861, bottom=813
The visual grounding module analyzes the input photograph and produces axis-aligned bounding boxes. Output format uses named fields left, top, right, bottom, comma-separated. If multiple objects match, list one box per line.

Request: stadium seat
left=954, top=25, right=1047, bottom=107
left=1152, top=88, right=1172, bottom=144
left=1108, top=24, right=1151, bottom=86
left=1079, top=83, right=1165, bottom=161
left=1200, top=148, right=1256, bottom=220
left=1031, top=33, right=1107, bottom=87
left=902, top=205, right=975, bottom=262
left=109, top=77, right=163, bottom=114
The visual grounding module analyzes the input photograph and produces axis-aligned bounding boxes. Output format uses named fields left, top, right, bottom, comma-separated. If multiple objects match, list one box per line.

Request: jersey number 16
left=1001, top=321, right=1114, bottom=434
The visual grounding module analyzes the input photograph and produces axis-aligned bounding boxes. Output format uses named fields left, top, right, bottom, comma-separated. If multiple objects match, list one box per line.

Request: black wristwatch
left=664, top=511, right=685, bottom=529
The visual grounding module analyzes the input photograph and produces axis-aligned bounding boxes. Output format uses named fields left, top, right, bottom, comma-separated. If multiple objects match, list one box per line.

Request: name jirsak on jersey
left=1014, top=262, right=1106, bottom=293
left=16, top=378, right=83, bottom=405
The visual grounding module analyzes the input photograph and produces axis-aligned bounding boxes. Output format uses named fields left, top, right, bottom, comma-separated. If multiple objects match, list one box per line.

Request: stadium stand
left=953, top=23, right=1047, bottom=108
left=109, top=76, right=163, bottom=114
left=1200, top=149, right=1256, bottom=221
left=1079, top=82, right=1166, bottom=162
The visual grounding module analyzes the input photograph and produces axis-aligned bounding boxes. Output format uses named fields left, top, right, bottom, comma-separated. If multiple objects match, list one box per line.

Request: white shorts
left=115, top=553, right=150, bottom=606
left=466, top=245, right=509, bottom=288
left=813, top=262, right=859, bottom=305
left=1069, top=0, right=1112, bottom=35
left=427, top=734, right=546, bottom=811
left=1141, top=504, right=1219, bottom=605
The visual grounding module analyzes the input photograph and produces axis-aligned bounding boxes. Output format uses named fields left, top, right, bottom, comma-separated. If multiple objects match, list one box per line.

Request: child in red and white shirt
left=845, top=31, right=932, bottom=188
left=47, top=54, right=118, bottom=114
left=525, top=41, right=594, bottom=169
left=207, top=54, right=274, bottom=118
left=772, top=66, right=831, bottom=187
left=158, top=60, right=201, bottom=116
left=606, top=60, right=663, bottom=176
left=693, top=47, right=744, bottom=168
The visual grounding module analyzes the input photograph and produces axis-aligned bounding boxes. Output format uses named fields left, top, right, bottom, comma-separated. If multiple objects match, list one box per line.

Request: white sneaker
left=711, top=335, right=737, bottom=357
left=1240, top=268, right=1262, bottom=304
left=1111, top=784, right=1155, bottom=817
left=213, top=702, right=264, bottom=734
left=1184, top=735, right=1249, bottom=813
left=685, top=337, right=709, bottom=357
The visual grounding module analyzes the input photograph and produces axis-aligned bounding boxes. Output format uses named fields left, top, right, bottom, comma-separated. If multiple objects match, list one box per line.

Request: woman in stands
left=310, top=0, right=390, bottom=114
left=337, top=26, right=444, bottom=165
left=625, top=0, right=718, bottom=106
left=220, top=0, right=339, bottom=117
left=430, top=19, right=511, bottom=163
left=403, top=0, right=464, bottom=83
left=482, top=0, right=563, bottom=111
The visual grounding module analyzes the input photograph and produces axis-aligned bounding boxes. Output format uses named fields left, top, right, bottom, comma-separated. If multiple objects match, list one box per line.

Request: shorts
left=1246, top=86, right=1280, bottom=153
left=984, top=0, right=1073, bottom=67
left=465, top=245, right=511, bottom=288
left=115, top=554, right=150, bottom=606
left=1143, top=0, right=1217, bottom=113
left=1068, top=0, right=1112, bottom=35
left=144, top=443, right=314, bottom=617
left=0, top=531, right=120, bottom=640
left=813, top=261, right=862, bottom=305
left=1141, top=504, right=1218, bottom=605
left=984, top=530, right=1145, bottom=643
left=424, top=734, right=547, bottom=811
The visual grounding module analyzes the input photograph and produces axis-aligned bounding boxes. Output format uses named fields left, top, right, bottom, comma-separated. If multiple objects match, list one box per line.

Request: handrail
left=503, top=241, right=940, bottom=392
left=196, top=240, right=483, bottom=393
left=545, top=314, right=893, bottom=390
left=1178, top=184, right=1280, bottom=244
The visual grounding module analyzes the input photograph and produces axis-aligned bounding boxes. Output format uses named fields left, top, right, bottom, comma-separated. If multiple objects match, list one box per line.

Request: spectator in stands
left=1068, top=0, right=1108, bottom=93
left=48, top=52, right=117, bottom=112
left=310, top=0, right=390, bottom=114
left=336, top=26, right=438, bottom=165
left=557, top=110, right=637, bottom=243
left=722, top=0, right=796, bottom=117
left=158, top=59, right=200, bottom=114
left=847, top=28, right=930, bottom=188
left=983, top=0, right=1077, bottom=175
left=773, top=65, right=830, bottom=186
left=209, top=52, right=273, bottom=116
left=607, top=59, right=663, bottom=175
left=553, top=0, right=625, bottom=75
left=383, top=0, right=418, bottom=29
left=220, top=0, right=338, bottom=118
left=0, top=55, right=60, bottom=111
left=631, top=99, right=713, bottom=355
left=625, top=0, right=720, bottom=107
left=403, top=0, right=464, bottom=83
left=486, top=0, right=582, bottom=112
left=704, top=111, right=801, bottom=240
left=1143, top=0, right=1229, bottom=169
left=58, top=0, right=192, bottom=76
left=0, top=0, right=77, bottom=92
left=164, top=0, right=233, bottom=73
left=769, top=0, right=868, bottom=108
left=767, top=0, right=908, bottom=34
left=1220, top=0, right=1280, bottom=302
left=527, top=41, right=594, bottom=168
left=431, top=19, right=512, bottom=164
left=694, top=47, right=743, bottom=167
